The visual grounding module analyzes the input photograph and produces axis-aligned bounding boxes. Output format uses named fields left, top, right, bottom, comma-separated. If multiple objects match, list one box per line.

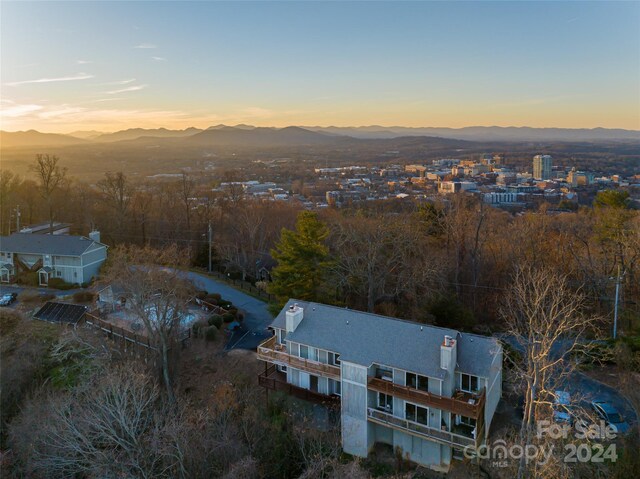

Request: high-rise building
left=533, top=154, right=552, bottom=180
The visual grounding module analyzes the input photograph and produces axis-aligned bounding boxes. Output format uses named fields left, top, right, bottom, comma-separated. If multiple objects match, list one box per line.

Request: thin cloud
left=7, top=73, right=94, bottom=86
left=151, top=56, right=167, bottom=62
left=134, top=43, right=157, bottom=49
left=102, top=78, right=137, bottom=85
left=87, top=97, right=127, bottom=103
left=76, top=60, right=93, bottom=64
left=105, top=84, right=148, bottom=95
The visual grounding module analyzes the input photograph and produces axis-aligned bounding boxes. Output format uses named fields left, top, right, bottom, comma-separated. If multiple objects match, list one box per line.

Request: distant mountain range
left=0, top=130, right=88, bottom=148
left=2, top=125, right=638, bottom=149
left=304, top=126, right=640, bottom=142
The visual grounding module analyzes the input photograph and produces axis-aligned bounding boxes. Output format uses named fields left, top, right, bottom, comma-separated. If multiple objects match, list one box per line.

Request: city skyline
left=2, top=1, right=639, bottom=133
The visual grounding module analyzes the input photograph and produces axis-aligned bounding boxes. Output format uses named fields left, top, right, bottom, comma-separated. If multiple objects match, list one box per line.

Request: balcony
left=367, top=377, right=485, bottom=419
left=258, top=364, right=340, bottom=407
left=367, top=407, right=483, bottom=450
left=257, top=335, right=341, bottom=380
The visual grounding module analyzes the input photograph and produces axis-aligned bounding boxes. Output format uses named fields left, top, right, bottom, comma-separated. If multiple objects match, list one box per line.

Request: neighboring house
left=19, top=221, right=72, bottom=235
left=257, top=300, right=502, bottom=472
left=0, top=231, right=107, bottom=286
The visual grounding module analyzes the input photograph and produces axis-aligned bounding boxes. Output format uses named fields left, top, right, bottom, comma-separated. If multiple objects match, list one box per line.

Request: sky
left=1, top=1, right=639, bottom=133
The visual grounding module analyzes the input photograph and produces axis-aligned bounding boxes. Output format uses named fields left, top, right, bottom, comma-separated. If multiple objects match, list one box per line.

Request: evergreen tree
left=268, top=211, right=334, bottom=309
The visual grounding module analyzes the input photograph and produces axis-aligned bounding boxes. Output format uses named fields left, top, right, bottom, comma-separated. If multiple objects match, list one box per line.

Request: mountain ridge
left=2, top=125, right=639, bottom=148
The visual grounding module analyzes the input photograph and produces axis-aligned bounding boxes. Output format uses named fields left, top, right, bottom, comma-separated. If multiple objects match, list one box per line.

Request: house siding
left=341, top=361, right=369, bottom=457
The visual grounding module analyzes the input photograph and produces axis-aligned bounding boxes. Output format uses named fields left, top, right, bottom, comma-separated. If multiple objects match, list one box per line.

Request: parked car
left=0, top=292, right=17, bottom=306
left=591, top=400, right=630, bottom=434
left=553, top=390, right=572, bottom=424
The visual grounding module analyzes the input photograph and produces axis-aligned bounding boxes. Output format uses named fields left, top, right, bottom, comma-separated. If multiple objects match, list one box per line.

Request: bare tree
left=29, top=154, right=67, bottom=232
left=97, top=171, right=131, bottom=241
left=102, top=244, right=195, bottom=404
left=178, top=171, right=195, bottom=231
left=500, top=264, right=599, bottom=479
left=0, top=170, right=22, bottom=235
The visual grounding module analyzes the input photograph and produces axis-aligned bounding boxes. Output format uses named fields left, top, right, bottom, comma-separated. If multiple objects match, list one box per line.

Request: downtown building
left=533, top=154, right=553, bottom=180
left=257, top=300, right=502, bottom=471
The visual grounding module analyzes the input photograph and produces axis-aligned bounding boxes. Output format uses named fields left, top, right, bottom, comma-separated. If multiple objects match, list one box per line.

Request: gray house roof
left=271, top=299, right=500, bottom=380
left=0, top=233, right=106, bottom=257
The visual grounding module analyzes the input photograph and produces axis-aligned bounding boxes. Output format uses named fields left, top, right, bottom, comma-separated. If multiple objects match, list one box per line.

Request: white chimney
left=89, top=230, right=101, bottom=243
left=285, top=303, right=304, bottom=333
left=440, top=335, right=457, bottom=371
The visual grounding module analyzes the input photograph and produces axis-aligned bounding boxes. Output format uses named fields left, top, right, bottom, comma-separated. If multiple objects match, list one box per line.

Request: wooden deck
left=257, top=336, right=341, bottom=380
left=367, top=377, right=485, bottom=419
left=258, top=365, right=340, bottom=407
left=367, top=407, right=484, bottom=451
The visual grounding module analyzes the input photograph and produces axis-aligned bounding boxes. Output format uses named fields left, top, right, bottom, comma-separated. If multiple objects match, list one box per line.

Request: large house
left=0, top=232, right=107, bottom=286
left=257, top=300, right=502, bottom=471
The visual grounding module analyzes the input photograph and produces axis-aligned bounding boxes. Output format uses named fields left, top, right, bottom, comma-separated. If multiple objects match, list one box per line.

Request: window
left=328, top=352, right=341, bottom=366
left=300, top=345, right=309, bottom=359
left=405, top=403, right=429, bottom=426
left=460, top=416, right=476, bottom=427
left=378, top=392, right=393, bottom=412
left=56, top=271, right=62, bottom=277
left=461, top=373, right=479, bottom=393
left=376, top=367, right=393, bottom=381
left=406, top=372, right=429, bottom=392
left=330, top=379, right=341, bottom=396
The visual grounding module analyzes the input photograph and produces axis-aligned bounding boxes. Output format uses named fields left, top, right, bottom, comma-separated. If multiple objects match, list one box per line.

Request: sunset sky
left=1, top=1, right=639, bottom=133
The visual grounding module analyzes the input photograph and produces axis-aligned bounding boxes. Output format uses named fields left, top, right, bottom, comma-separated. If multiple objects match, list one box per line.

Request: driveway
left=496, top=333, right=638, bottom=427
left=184, top=271, right=274, bottom=351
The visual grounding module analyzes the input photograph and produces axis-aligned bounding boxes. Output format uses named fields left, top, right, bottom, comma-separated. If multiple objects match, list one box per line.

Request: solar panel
left=34, top=302, right=87, bottom=324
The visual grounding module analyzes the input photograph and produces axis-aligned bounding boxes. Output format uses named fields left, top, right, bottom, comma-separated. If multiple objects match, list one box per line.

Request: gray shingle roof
left=271, top=299, right=500, bottom=380
left=0, top=233, right=105, bottom=257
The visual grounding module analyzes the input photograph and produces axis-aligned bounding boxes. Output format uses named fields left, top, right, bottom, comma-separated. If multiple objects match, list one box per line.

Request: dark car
left=591, top=401, right=630, bottom=434
left=0, top=292, right=17, bottom=306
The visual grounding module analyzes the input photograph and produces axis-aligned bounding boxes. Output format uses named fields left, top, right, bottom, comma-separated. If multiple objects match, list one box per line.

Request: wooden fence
left=84, top=311, right=191, bottom=354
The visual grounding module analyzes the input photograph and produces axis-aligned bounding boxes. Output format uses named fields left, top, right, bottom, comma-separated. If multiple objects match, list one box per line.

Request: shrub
left=20, top=292, right=55, bottom=303
left=72, top=291, right=95, bottom=303
left=0, top=310, right=21, bottom=335
left=47, top=278, right=74, bottom=290
left=210, top=293, right=222, bottom=301
left=222, top=313, right=235, bottom=323
left=16, top=272, right=38, bottom=287
left=228, top=307, right=238, bottom=316
left=195, top=290, right=208, bottom=300
left=204, top=295, right=218, bottom=306
left=236, top=312, right=244, bottom=321
left=191, top=319, right=209, bottom=337
left=219, top=301, right=232, bottom=309
left=208, top=315, right=223, bottom=329
left=204, top=325, right=218, bottom=341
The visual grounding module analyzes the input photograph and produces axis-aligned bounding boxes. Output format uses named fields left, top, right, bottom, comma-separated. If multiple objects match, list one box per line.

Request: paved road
left=0, top=283, right=86, bottom=297
left=184, top=271, right=274, bottom=351
left=497, top=333, right=638, bottom=426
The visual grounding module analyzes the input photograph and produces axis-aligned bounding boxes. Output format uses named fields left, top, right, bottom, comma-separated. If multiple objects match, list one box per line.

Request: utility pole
left=15, top=205, right=21, bottom=232
left=208, top=221, right=212, bottom=273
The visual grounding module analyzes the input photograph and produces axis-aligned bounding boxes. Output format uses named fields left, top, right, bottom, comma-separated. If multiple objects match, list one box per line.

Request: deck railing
left=367, top=407, right=483, bottom=450
left=258, top=365, right=340, bottom=406
left=257, top=336, right=341, bottom=380
left=367, top=377, right=485, bottom=419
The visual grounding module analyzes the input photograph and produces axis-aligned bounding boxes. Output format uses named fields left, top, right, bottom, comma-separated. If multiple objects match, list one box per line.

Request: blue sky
left=1, top=1, right=639, bottom=132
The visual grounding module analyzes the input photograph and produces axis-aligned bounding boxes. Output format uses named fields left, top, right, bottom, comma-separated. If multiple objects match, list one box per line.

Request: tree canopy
left=268, top=211, right=334, bottom=309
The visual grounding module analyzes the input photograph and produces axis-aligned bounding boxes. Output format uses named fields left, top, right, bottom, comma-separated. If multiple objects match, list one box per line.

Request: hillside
left=0, top=130, right=88, bottom=148
left=94, top=127, right=203, bottom=142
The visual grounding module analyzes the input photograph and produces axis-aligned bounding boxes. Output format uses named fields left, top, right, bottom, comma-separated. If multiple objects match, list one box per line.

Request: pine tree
left=268, top=211, right=334, bottom=308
